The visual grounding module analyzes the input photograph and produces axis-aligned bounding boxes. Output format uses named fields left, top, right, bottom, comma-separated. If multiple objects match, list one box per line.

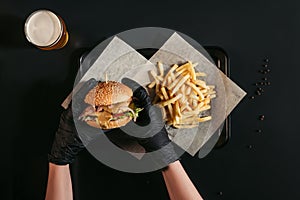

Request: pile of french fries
left=148, top=61, right=216, bottom=129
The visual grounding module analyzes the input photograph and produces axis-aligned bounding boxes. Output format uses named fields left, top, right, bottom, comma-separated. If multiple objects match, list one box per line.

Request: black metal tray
left=204, top=46, right=231, bottom=149
left=81, top=47, right=231, bottom=149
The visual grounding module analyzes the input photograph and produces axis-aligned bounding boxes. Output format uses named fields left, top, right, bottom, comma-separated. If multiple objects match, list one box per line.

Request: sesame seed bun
left=84, top=81, right=133, bottom=106
left=80, top=81, right=134, bottom=129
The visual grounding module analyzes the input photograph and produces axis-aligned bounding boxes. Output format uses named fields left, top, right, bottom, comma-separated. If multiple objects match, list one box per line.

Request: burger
left=78, top=81, right=142, bottom=129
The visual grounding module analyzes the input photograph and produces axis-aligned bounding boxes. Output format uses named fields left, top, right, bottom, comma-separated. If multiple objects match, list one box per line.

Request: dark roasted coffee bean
left=259, top=115, right=265, bottom=120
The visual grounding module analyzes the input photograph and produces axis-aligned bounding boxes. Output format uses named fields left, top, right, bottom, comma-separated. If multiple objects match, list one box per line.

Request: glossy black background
left=1, top=0, right=299, bottom=199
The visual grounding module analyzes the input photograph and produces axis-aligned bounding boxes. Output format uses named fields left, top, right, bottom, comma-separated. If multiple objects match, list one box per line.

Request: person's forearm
left=45, top=163, right=73, bottom=200
left=163, top=173, right=176, bottom=200
left=162, top=160, right=203, bottom=200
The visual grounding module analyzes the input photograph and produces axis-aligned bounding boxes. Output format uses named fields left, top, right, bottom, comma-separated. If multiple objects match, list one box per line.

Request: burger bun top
left=84, top=81, right=133, bottom=106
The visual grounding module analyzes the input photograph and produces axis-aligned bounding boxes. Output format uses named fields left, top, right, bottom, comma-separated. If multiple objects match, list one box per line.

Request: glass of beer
left=24, top=9, right=69, bottom=50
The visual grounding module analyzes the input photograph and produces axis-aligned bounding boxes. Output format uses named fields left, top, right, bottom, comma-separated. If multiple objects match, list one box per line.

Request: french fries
left=148, top=61, right=216, bottom=129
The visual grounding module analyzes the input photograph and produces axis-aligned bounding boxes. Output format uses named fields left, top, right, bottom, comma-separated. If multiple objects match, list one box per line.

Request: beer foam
left=25, top=10, right=61, bottom=46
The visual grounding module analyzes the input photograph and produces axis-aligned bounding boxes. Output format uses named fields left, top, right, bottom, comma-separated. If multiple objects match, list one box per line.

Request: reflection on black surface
left=0, top=14, right=28, bottom=48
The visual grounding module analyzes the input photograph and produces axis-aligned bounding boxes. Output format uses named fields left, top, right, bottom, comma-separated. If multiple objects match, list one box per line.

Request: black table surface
left=1, top=0, right=300, bottom=200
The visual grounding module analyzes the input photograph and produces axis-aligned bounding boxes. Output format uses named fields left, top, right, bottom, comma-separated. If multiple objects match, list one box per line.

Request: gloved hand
left=120, top=78, right=179, bottom=166
left=48, top=78, right=101, bottom=165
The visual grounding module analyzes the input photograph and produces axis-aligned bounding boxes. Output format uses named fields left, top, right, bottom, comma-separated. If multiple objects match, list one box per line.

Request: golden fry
left=162, top=64, right=178, bottom=86
left=148, top=61, right=215, bottom=129
left=210, top=94, right=217, bottom=99
left=193, top=79, right=208, bottom=89
left=160, top=94, right=183, bottom=107
left=189, top=64, right=196, bottom=81
left=148, top=81, right=156, bottom=89
left=186, top=81, right=204, bottom=100
left=158, top=62, right=164, bottom=77
left=203, top=98, right=210, bottom=105
left=167, top=76, right=172, bottom=86
left=199, top=105, right=211, bottom=112
left=175, top=61, right=192, bottom=72
left=170, top=74, right=190, bottom=96
left=167, top=104, right=174, bottom=119
left=197, top=116, right=212, bottom=122
left=161, top=86, right=169, bottom=100
left=174, top=68, right=188, bottom=77
left=175, top=101, right=182, bottom=117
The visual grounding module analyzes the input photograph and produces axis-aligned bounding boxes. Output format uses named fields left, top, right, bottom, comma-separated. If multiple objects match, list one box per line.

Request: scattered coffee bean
left=259, top=115, right=265, bottom=120
left=250, top=96, right=255, bottom=99
left=267, top=82, right=271, bottom=85
left=263, top=64, right=268, bottom=68
left=264, top=58, right=269, bottom=62
left=248, top=145, right=253, bottom=149
left=256, top=88, right=264, bottom=95
left=258, top=87, right=264, bottom=91
left=262, top=77, right=267, bottom=81
left=218, top=191, right=223, bottom=196
left=257, top=129, right=262, bottom=133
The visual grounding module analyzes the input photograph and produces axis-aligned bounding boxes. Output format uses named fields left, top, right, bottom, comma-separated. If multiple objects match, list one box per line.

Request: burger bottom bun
left=86, top=116, right=132, bottom=129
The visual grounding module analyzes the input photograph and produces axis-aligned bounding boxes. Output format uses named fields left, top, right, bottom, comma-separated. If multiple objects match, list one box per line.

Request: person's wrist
left=161, top=160, right=181, bottom=172
left=49, top=162, right=70, bottom=168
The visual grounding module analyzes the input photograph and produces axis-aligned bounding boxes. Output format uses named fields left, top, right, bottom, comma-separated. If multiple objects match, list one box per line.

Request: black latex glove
left=120, top=78, right=179, bottom=166
left=48, top=78, right=101, bottom=165
left=121, top=78, right=164, bottom=137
